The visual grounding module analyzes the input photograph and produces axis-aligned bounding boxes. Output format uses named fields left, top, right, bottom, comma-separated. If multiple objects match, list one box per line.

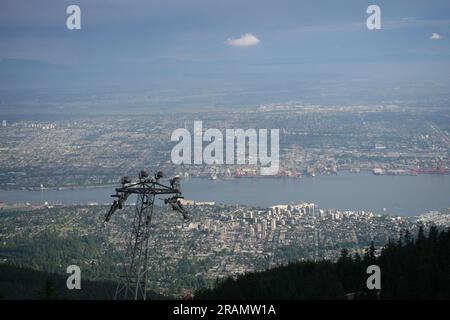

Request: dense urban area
left=1, top=201, right=449, bottom=296
left=1, top=103, right=450, bottom=190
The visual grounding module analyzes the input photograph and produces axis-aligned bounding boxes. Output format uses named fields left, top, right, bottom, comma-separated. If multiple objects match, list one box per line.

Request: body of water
left=1, top=172, right=449, bottom=216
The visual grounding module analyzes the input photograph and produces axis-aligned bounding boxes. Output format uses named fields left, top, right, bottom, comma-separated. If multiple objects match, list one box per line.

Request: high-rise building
left=2, top=120, right=6, bottom=127
left=256, top=223, right=262, bottom=234
left=250, top=226, right=255, bottom=238
left=262, top=220, right=267, bottom=232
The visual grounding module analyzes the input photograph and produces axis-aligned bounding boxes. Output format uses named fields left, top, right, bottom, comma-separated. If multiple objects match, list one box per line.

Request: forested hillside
left=0, top=264, right=165, bottom=300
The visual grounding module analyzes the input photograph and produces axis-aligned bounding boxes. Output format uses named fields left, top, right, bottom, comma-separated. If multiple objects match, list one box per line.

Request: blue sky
left=0, top=0, right=449, bottom=105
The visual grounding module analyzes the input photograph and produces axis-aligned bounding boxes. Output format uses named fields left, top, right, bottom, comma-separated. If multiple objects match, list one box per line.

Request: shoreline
left=0, top=172, right=448, bottom=216
left=1, top=169, right=449, bottom=192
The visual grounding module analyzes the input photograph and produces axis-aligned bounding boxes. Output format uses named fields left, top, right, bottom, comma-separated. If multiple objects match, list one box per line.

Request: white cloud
left=226, top=33, right=260, bottom=47
left=430, top=32, right=443, bottom=40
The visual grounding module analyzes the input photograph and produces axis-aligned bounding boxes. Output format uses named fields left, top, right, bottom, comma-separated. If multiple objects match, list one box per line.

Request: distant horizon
left=1, top=1, right=449, bottom=110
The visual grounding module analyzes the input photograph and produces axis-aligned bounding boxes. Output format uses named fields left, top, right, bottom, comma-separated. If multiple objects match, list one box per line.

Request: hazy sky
left=0, top=0, right=449, bottom=105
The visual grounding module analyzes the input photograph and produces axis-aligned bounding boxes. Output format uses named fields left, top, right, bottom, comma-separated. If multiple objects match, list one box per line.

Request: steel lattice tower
left=104, top=170, right=189, bottom=300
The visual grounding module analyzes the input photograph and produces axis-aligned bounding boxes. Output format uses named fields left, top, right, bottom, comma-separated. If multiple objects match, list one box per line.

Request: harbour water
left=0, top=172, right=449, bottom=216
